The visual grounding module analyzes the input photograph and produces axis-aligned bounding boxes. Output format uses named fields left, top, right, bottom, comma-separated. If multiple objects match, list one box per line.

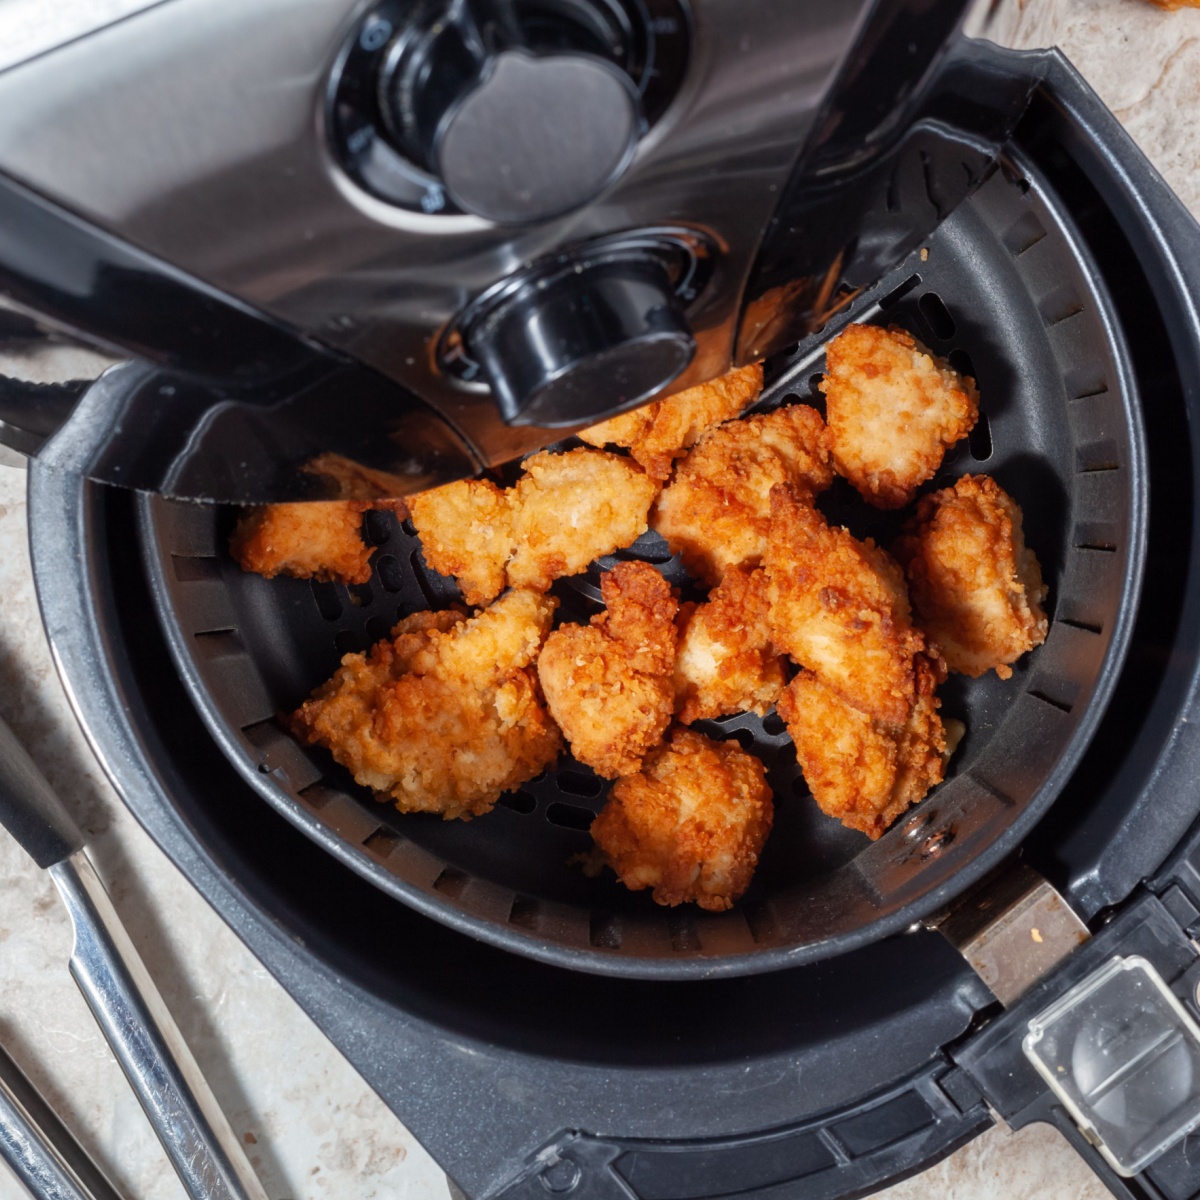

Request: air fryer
left=7, top=3, right=1200, bottom=1199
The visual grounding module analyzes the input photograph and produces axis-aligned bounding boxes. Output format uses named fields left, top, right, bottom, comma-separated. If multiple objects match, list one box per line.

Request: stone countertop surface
left=0, top=0, right=1197, bottom=1196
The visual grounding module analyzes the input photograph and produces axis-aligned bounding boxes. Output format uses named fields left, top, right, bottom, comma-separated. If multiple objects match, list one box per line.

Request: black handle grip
left=0, top=715, right=85, bottom=868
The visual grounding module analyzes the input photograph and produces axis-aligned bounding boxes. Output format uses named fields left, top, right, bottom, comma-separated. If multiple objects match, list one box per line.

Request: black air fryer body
left=9, top=3, right=1200, bottom=1199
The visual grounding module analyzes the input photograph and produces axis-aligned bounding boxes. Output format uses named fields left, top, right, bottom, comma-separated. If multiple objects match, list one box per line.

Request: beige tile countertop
left=0, top=0, right=1197, bottom=1197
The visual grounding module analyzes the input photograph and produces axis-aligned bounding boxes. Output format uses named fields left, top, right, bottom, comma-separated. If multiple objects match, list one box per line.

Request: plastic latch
left=1023, top=955, right=1200, bottom=1176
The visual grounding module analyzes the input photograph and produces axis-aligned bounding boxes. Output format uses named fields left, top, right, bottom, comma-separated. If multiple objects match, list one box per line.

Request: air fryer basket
left=139, top=150, right=1146, bottom=979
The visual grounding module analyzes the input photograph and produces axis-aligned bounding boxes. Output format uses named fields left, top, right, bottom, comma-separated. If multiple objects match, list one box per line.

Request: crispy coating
left=580, top=364, right=764, bottom=480
left=291, top=591, right=561, bottom=819
left=591, top=727, right=774, bottom=911
left=508, top=449, right=660, bottom=591
left=674, top=566, right=785, bottom=723
left=408, top=449, right=658, bottom=603
left=765, top=484, right=924, bottom=726
left=892, top=474, right=1049, bottom=679
left=652, top=404, right=835, bottom=585
left=821, top=324, right=979, bottom=509
left=230, top=500, right=402, bottom=585
left=537, top=562, right=679, bottom=778
left=778, top=656, right=947, bottom=839
left=408, top=479, right=515, bottom=606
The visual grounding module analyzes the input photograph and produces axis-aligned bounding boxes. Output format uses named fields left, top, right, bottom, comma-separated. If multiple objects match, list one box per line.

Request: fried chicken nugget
left=821, top=324, right=979, bottom=509
left=892, top=474, right=1049, bottom=679
left=652, top=403, right=834, bottom=585
left=580, top=364, right=765, bottom=480
left=778, top=657, right=947, bottom=840
left=537, top=562, right=678, bottom=779
left=292, top=591, right=562, bottom=819
left=591, top=727, right=773, bottom=911
left=674, top=566, right=785, bottom=723
left=408, top=479, right=515, bottom=606
left=231, top=499, right=404, bottom=585
left=508, top=449, right=660, bottom=591
left=765, top=484, right=924, bottom=726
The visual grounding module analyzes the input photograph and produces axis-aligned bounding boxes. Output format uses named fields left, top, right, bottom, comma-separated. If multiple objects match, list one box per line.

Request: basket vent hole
left=171, top=554, right=222, bottom=583
left=1077, top=440, right=1120, bottom=474
left=309, top=579, right=343, bottom=622
left=918, top=292, right=956, bottom=341
left=667, top=914, right=700, bottom=953
left=365, top=615, right=392, bottom=644
left=1064, top=365, right=1108, bottom=400
left=1002, top=210, right=1046, bottom=256
left=546, top=802, right=595, bottom=831
left=509, top=895, right=539, bottom=930
left=744, top=902, right=777, bottom=944
left=1038, top=285, right=1084, bottom=328
left=364, top=828, right=402, bottom=858
left=968, top=412, right=993, bottom=462
left=361, top=509, right=395, bottom=546
left=409, top=548, right=443, bottom=608
left=348, top=582, right=373, bottom=607
left=334, top=630, right=363, bottom=656
left=297, top=783, right=336, bottom=812
left=432, top=866, right=469, bottom=899
left=497, top=790, right=537, bottom=815
left=722, top=728, right=755, bottom=752
left=790, top=776, right=811, bottom=798
left=947, top=348, right=976, bottom=383
left=590, top=913, right=622, bottom=949
left=762, top=710, right=787, bottom=737
left=375, top=554, right=405, bottom=593
left=1029, top=689, right=1074, bottom=715
left=557, top=771, right=604, bottom=799
left=879, top=273, right=921, bottom=310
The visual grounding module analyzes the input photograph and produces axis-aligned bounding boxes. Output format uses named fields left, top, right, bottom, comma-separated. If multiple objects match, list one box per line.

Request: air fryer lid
left=141, top=150, right=1147, bottom=979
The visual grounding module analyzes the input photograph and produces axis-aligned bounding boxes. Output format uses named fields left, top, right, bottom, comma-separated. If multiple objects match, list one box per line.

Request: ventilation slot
left=1058, top=617, right=1102, bottom=635
left=410, top=548, right=443, bottom=607
left=546, top=803, right=595, bottom=831
left=558, top=771, right=604, bottom=798
left=918, top=292, right=956, bottom=341
left=171, top=554, right=222, bottom=583
left=347, top=582, right=373, bottom=607
left=191, top=629, right=242, bottom=660
left=310, top=579, right=343, bottom=622
left=362, top=508, right=396, bottom=545
left=1002, top=211, right=1046, bottom=256
left=401, top=517, right=418, bottom=537
left=722, top=728, right=755, bottom=752
left=1038, top=285, right=1084, bottom=327
left=947, top=348, right=977, bottom=384
left=334, top=630, right=363, bottom=656
left=1074, top=539, right=1117, bottom=553
left=968, top=412, right=993, bottom=462
left=762, top=711, right=787, bottom=737
left=375, top=554, right=405, bottom=593
left=667, top=914, right=700, bottom=953
left=879, top=273, right=921, bottom=310
left=590, top=913, right=622, bottom=950
left=1076, top=440, right=1120, bottom=473
left=497, top=791, right=537, bottom=815
left=1063, top=364, right=1108, bottom=400
left=363, top=828, right=402, bottom=859
left=432, top=867, right=469, bottom=899
left=509, top=895, right=540, bottom=931
left=1030, top=690, right=1073, bottom=715
left=790, top=776, right=812, bottom=798
left=365, top=615, right=391, bottom=643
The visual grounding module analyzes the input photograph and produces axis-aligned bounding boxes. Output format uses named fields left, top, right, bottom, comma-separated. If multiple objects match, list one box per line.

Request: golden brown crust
left=821, top=324, right=979, bottom=509
left=652, top=403, right=835, bottom=586
left=764, top=484, right=924, bottom=726
left=291, top=591, right=561, bottom=819
left=591, top=727, right=774, bottom=910
left=580, top=364, right=765, bottom=480
left=778, top=656, right=946, bottom=839
left=408, top=479, right=515, bottom=607
left=230, top=501, right=390, bottom=585
left=508, top=449, right=660, bottom=591
left=892, top=473, right=1049, bottom=679
left=674, top=566, right=785, bottom=723
left=537, top=562, right=678, bottom=778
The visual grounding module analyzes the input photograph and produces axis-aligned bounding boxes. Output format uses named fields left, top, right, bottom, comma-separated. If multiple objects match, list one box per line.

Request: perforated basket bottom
left=141, top=153, right=1145, bottom=977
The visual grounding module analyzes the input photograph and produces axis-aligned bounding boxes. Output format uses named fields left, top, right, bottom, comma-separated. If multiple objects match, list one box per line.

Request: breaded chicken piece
left=652, top=403, right=834, bottom=585
left=821, top=324, right=979, bottom=509
left=231, top=499, right=403, bottom=585
left=674, top=566, right=785, bottom=723
left=778, top=655, right=947, bottom=839
left=580, top=364, right=765, bottom=480
left=590, top=727, right=773, bottom=911
left=537, top=562, right=678, bottom=778
left=508, top=449, right=660, bottom=591
left=765, top=484, right=924, bottom=726
left=408, top=479, right=515, bottom=607
left=291, top=591, right=561, bottom=819
left=892, top=474, right=1049, bottom=679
